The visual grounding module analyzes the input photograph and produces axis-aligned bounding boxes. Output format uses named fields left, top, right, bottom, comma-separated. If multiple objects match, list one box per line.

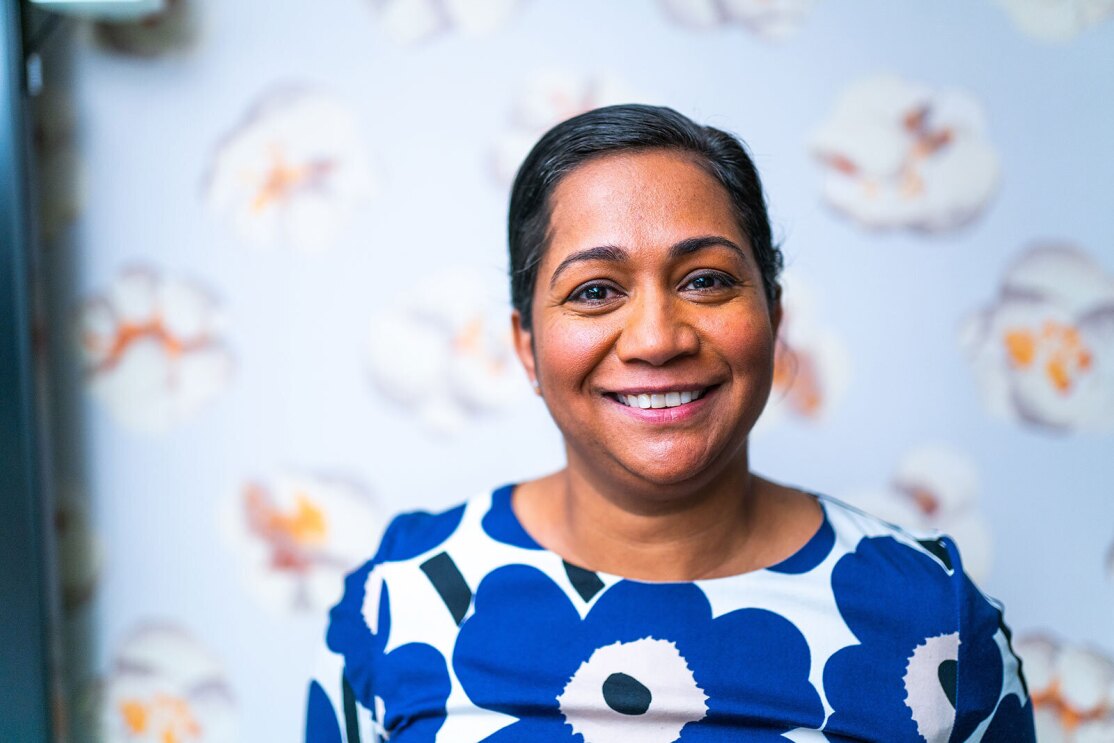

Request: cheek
left=535, top=317, right=615, bottom=387
left=705, top=311, right=776, bottom=366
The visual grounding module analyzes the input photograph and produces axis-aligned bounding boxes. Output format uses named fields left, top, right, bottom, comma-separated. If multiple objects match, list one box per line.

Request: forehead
left=546, top=149, right=742, bottom=254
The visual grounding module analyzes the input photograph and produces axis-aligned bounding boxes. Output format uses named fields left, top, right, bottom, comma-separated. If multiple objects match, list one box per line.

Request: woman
left=306, top=105, right=1035, bottom=742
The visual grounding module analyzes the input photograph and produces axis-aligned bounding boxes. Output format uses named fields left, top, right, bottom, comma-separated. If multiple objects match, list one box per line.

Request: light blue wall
left=40, top=1, right=1114, bottom=739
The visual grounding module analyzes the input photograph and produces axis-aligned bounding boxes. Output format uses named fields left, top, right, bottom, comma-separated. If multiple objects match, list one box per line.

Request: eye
left=568, top=282, right=621, bottom=304
left=681, top=271, right=737, bottom=292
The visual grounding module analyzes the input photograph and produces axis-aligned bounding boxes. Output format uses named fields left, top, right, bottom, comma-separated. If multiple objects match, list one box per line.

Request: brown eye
left=569, top=283, right=620, bottom=304
left=682, top=272, right=736, bottom=292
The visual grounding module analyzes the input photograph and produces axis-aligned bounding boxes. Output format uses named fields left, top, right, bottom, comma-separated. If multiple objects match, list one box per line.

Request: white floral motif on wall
left=760, top=276, right=849, bottom=429
left=368, top=0, right=524, bottom=44
left=366, top=270, right=528, bottom=434
left=490, top=70, right=642, bottom=184
left=220, top=473, right=381, bottom=613
left=809, top=74, right=999, bottom=232
left=100, top=624, right=236, bottom=743
left=994, top=0, right=1114, bottom=42
left=79, top=268, right=232, bottom=433
left=1016, top=635, right=1114, bottom=742
left=847, top=445, right=993, bottom=581
left=205, top=88, right=374, bottom=252
left=961, top=244, right=1114, bottom=432
left=659, top=0, right=816, bottom=40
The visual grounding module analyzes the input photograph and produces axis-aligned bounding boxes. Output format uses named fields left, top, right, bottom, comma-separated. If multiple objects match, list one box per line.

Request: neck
left=546, top=444, right=764, bottom=581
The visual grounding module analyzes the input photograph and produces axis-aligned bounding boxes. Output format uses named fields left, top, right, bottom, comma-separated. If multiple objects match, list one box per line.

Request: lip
left=605, top=385, right=716, bottom=423
left=604, top=382, right=718, bottom=396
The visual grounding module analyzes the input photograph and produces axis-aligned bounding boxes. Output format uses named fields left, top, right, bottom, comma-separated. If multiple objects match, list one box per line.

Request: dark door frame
left=1, top=1, right=55, bottom=740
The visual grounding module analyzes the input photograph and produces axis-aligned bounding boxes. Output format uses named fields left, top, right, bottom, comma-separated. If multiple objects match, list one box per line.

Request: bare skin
left=514, top=472, right=821, bottom=582
left=510, top=149, right=822, bottom=582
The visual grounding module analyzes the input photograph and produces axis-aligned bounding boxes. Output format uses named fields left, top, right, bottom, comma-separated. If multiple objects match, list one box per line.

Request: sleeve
left=947, top=538, right=1036, bottom=742
left=304, top=640, right=374, bottom=743
left=305, top=517, right=404, bottom=743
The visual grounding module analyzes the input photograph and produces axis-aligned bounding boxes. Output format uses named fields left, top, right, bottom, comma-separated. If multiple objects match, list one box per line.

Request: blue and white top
left=305, top=485, right=1035, bottom=742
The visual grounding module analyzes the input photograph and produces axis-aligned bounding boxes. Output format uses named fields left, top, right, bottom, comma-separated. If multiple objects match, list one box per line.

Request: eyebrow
left=548, top=235, right=748, bottom=288
left=670, top=235, right=747, bottom=262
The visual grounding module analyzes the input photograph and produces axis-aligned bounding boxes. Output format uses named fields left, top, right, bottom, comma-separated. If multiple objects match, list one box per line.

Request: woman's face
left=513, top=149, right=780, bottom=490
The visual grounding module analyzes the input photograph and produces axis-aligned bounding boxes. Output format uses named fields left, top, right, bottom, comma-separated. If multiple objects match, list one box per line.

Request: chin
left=615, top=448, right=731, bottom=492
left=622, top=426, right=752, bottom=480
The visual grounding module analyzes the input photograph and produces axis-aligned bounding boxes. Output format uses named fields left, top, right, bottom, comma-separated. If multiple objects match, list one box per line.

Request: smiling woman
left=305, top=105, right=1036, bottom=742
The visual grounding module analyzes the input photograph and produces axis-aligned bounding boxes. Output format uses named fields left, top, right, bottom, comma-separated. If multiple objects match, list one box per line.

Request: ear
left=511, top=310, right=541, bottom=395
left=769, top=295, right=783, bottom=339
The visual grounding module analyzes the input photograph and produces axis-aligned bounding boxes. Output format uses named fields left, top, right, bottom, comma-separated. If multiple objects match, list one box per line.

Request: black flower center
left=938, top=659, right=958, bottom=709
left=602, top=672, right=652, bottom=715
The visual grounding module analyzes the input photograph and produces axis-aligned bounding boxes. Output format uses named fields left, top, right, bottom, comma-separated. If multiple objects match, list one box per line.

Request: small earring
left=531, top=379, right=540, bottom=392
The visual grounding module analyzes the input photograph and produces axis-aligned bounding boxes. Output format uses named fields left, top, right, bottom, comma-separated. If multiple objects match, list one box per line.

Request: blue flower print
left=767, top=513, right=835, bottom=575
left=305, top=680, right=343, bottom=743
left=481, top=484, right=544, bottom=550
left=822, top=536, right=1008, bottom=742
left=454, top=564, right=824, bottom=742
left=982, top=694, right=1034, bottom=740
left=378, top=503, right=466, bottom=562
left=324, top=507, right=463, bottom=741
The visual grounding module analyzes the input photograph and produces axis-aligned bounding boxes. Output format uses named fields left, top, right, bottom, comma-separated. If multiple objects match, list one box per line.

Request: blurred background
left=2, top=0, right=1113, bottom=740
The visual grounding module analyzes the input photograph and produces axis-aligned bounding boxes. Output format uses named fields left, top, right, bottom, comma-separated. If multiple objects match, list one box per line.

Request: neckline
left=483, top=483, right=835, bottom=585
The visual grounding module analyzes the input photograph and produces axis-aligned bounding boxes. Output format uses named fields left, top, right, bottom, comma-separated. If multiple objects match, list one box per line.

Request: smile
left=612, top=389, right=706, bottom=409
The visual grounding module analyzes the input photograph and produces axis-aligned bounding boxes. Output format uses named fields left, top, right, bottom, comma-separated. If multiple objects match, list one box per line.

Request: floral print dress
left=305, top=485, right=1035, bottom=742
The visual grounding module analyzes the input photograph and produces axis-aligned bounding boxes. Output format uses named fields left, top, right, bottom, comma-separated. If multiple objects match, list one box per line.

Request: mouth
left=607, top=387, right=711, bottom=410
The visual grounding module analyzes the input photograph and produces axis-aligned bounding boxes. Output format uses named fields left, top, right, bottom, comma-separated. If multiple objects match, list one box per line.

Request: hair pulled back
left=508, top=103, right=782, bottom=329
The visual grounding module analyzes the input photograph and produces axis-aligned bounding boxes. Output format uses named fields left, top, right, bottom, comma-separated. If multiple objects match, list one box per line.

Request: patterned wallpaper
left=30, top=0, right=1114, bottom=740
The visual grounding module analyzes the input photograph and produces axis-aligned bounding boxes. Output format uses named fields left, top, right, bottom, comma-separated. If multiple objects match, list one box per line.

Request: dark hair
left=508, top=103, right=782, bottom=329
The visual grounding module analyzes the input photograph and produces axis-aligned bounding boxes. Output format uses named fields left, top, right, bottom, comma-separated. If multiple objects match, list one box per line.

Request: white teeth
left=617, top=390, right=704, bottom=409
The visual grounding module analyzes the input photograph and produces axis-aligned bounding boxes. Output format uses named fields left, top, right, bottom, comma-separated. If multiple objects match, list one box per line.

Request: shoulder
left=328, top=485, right=525, bottom=635
left=818, top=493, right=997, bottom=638
left=374, top=482, right=539, bottom=559
left=319, top=490, right=497, bottom=737
left=373, top=499, right=469, bottom=565
left=816, top=494, right=1035, bottom=741
left=818, top=492, right=966, bottom=578
left=325, top=492, right=482, bottom=646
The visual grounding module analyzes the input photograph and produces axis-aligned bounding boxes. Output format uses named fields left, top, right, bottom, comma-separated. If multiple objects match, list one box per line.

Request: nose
left=615, top=290, right=699, bottom=366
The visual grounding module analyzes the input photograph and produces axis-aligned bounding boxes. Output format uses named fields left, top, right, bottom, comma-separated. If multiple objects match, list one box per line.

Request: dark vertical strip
left=342, top=674, right=362, bottom=743
left=564, top=560, right=605, bottom=602
left=419, top=552, right=473, bottom=626
left=0, top=4, right=54, bottom=742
